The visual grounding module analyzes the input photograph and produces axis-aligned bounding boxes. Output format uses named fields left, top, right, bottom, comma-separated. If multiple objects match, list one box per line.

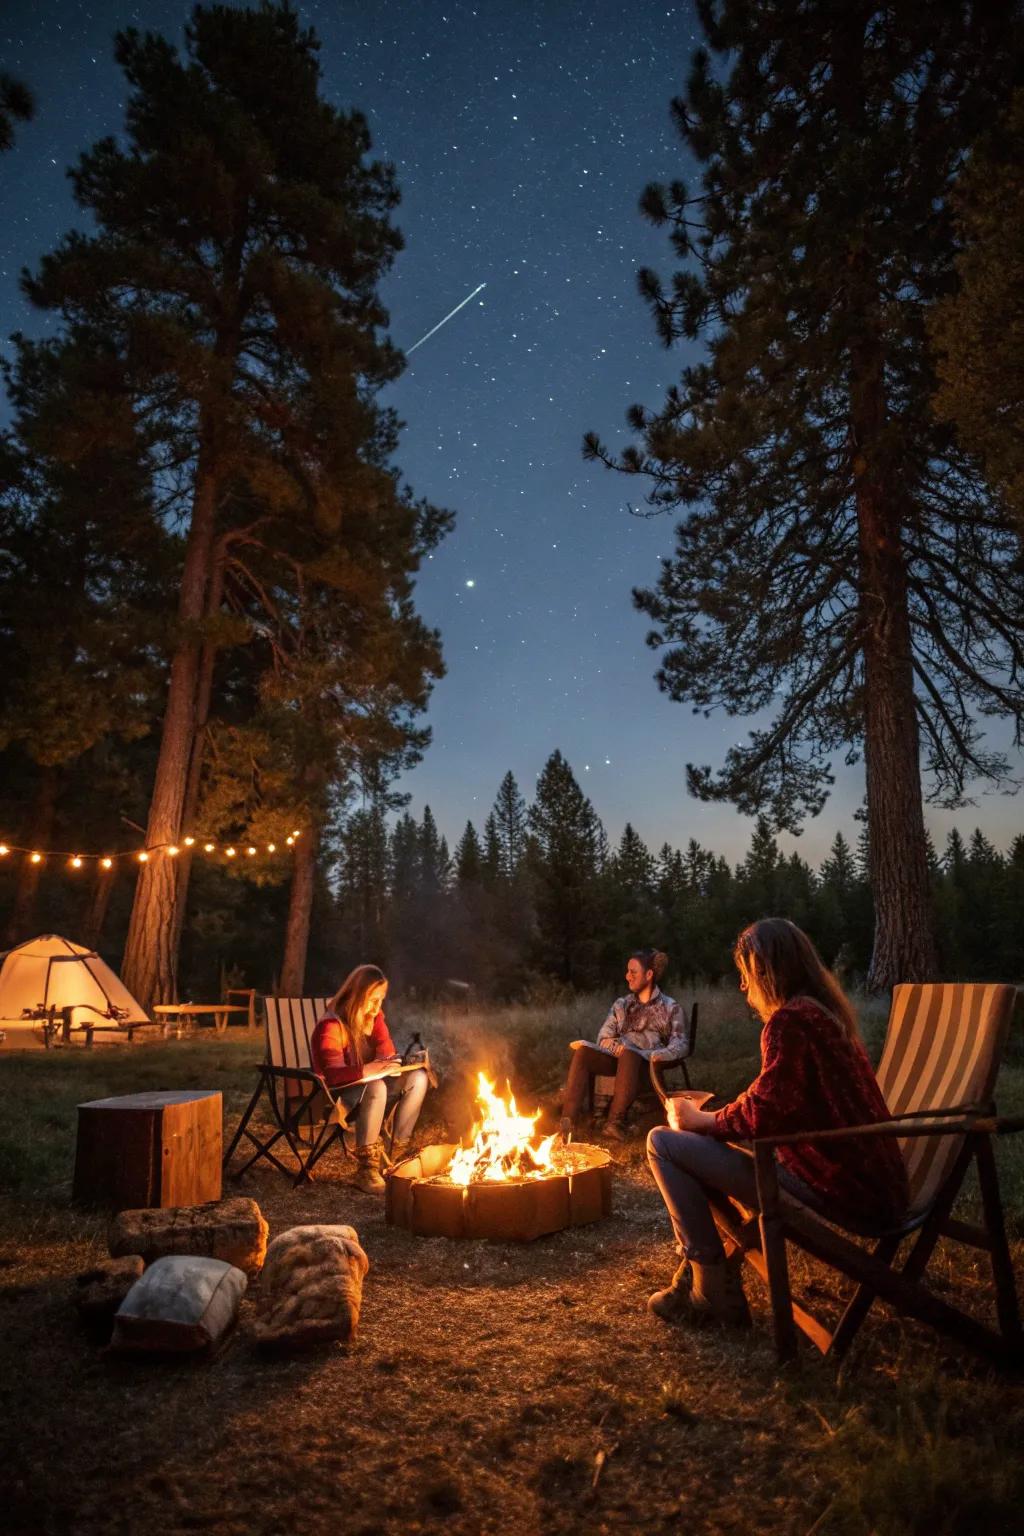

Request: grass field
left=2, top=991, right=1023, bottom=1535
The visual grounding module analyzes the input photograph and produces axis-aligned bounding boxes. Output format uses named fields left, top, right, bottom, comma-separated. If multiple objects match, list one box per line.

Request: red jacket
left=710, top=997, right=910, bottom=1228
left=311, top=1011, right=397, bottom=1088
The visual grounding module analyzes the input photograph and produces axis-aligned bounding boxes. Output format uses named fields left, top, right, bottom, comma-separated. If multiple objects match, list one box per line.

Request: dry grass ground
left=2, top=992, right=1023, bottom=1536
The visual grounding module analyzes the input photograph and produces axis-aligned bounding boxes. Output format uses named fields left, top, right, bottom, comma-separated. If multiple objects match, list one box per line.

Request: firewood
left=108, top=1196, right=268, bottom=1276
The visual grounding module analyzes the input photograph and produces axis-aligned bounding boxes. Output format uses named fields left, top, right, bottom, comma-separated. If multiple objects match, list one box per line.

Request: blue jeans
left=337, top=1068, right=429, bottom=1148
left=646, top=1127, right=814, bottom=1263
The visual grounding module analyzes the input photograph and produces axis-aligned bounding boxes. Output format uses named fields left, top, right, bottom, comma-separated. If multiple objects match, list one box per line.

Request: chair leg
left=829, top=1234, right=902, bottom=1359
left=223, top=1075, right=267, bottom=1167
left=755, top=1143, right=799, bottom=1362
left=975, top=1133, right=1023, bottom=1348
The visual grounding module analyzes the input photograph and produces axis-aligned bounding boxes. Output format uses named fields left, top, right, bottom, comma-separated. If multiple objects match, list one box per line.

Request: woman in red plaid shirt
left=646, top=918, right=908, bottom=1328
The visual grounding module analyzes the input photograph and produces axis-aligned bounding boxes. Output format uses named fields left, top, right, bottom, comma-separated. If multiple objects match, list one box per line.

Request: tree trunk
left=5, top=765, right=58, bottom=946
left=280, top=823, right=316, bottom=995
left=851, top=343, right=938, bottom=991
left=81, top=861, right=116, bottom=950
left=122, top=463, right=219, bottom=1009
left=167, top=547, right=227, bottom=993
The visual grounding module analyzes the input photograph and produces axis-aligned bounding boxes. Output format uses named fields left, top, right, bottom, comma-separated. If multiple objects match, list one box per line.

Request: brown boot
left=352, top=1141, right=385, bottom=1193
left=390, top=1139, right=413, bottom=1166
left=689, top=1255, right=751, bottom=1327
left=647, top=1260, right=693, bottom=1322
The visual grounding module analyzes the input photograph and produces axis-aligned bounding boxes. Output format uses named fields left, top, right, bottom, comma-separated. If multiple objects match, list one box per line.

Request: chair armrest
left=752, top=1103, right=1024, bottom=1148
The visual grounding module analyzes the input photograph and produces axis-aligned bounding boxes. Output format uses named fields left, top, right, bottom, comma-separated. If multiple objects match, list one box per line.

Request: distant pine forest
left=4, top=754, right=1021, bottom=1001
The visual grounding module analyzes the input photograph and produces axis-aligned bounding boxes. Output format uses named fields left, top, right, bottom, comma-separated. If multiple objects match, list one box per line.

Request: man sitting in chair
left=559, top=948, right=688, bottom=1143
left=311, top=965, right=429, bottom=1193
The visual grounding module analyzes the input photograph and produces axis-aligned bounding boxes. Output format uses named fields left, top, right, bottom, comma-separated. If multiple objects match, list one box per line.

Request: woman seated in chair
left=560, top=948, right=688, bottom=1142
left=311, top=964, right=429, bottom=1193
left=646, top=918, right=909, bottom=1327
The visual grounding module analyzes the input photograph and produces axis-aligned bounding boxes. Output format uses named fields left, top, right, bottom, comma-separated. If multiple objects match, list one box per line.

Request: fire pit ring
left=386, top=1142, right=613, bottom=1242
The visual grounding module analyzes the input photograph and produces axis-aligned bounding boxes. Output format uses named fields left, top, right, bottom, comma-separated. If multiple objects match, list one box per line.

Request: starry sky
left=2, top=0, right=1021, bottom=865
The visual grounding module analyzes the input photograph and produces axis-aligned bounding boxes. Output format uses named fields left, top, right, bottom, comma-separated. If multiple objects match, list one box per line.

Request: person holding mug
left=646, top=918, right=908, bottom=1327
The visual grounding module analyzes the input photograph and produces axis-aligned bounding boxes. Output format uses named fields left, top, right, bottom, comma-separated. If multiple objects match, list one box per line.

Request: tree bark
left=81, top=861, right=116, bottom=950
left=279, top=823, right=316, bottom=995
left=5, top=765, right=58, bottom=946
left=167, top=546, right=227, bottom=995
left=851, top=340, right=938, bottom=990
left=121, top=460, right=219, bottom=1009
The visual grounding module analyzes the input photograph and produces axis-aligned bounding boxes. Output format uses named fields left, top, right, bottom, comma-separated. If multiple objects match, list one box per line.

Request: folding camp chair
left=706, top=982, right=1023, bottom=1368
left=222, top=997, right=404, bottom=1186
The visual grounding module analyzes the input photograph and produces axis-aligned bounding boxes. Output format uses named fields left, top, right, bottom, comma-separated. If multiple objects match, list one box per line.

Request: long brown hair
left=733, top=919, right=859, bottom=1042
left=327, top=964, right=388, bottom=1058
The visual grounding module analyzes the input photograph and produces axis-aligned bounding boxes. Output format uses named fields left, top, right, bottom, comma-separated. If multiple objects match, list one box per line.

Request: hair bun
left=653, top=950, right=668, bottom=980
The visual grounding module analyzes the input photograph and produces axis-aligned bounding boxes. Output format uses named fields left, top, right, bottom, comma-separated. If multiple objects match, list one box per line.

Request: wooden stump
left=73, top=1090, right=222, bottom=1211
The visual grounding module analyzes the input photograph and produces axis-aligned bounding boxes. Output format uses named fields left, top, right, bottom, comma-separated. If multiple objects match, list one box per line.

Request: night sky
left=3, top=0, right=1021, bottom=864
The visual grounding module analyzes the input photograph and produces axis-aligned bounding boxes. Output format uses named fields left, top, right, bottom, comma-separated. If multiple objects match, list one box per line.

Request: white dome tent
left=0, top=934, right=149, bottom=1047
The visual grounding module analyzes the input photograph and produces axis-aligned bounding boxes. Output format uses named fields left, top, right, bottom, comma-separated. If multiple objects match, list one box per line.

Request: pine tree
left=481, top=813, right=503, bottom=889
left=0, top=71, right=34, bottom=154
left=931, top=89, right=1024, bottom=531
left=455, top=821, right=483, bottom=887
left=585, top=1, right=1024, bottom=990
left=491, top=770, right=529, bottom=879
left=528, top=750, right=605, bottom=986
left=22, top=3, right=447, bottom=1007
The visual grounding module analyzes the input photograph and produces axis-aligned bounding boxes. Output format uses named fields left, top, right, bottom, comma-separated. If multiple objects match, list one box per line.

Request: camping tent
left=0, top=934, right=149, bottom=1028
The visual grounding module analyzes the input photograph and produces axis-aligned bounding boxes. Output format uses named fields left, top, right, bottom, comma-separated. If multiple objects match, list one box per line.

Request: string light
left=0, top=834, right=299, bottom=869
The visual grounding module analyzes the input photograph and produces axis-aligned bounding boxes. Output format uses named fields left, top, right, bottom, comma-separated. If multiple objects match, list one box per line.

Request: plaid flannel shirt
left=596, top=988, right=688, bottom=1062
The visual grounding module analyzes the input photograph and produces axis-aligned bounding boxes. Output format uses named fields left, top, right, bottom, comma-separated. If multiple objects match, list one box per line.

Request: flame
left=447, top=1072, right=558, bottom=1186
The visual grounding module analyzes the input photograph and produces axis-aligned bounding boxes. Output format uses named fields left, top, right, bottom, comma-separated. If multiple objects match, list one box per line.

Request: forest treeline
left=4, top=749, right=1022, bottom=1000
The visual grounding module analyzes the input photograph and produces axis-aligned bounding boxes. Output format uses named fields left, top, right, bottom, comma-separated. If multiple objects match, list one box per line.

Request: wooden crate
left=73, top=1090, right=222, bottom=1211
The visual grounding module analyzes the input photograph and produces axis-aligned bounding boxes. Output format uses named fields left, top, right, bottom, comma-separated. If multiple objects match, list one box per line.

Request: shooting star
left=406, top=282, right=487, bottom=355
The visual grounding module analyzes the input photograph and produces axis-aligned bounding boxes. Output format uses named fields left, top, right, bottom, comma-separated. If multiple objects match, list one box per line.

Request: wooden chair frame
left=222, top=997, right=399, bottom=1186
left=708, top=1108, right=1024, bottom=1368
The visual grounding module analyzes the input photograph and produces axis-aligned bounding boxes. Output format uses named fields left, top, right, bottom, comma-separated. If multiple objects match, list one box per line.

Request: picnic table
left=153, top=1003, right=252, bottom=1035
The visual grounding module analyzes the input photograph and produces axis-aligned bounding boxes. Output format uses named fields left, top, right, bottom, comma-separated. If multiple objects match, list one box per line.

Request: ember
left=446, top=1072, right=557, bottom=1186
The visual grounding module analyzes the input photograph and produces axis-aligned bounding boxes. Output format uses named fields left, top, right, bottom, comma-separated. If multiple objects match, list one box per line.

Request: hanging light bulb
left=0, top=844, right=9, bottom=856
left=70, top=855, right=83, bottom=869
left=183, top=836, right=195, bottom=847
left=138, top=851, right=149, bottom=862
left=168, top=845, right=180, bottom=857
left=247, top=846, right=256, bottom=856
left=226, top=846, right=237, bottom=858
left=291, top=829, right=301, bottom=838
left=101, top=857, right=113, bottom=870
left=30, top=852, right=43, bottom=864
left=285, top=836, right=294, bottom=846
left=204, top=842, right=215, bottom=853
left=267, top=842, right=276, bottom=853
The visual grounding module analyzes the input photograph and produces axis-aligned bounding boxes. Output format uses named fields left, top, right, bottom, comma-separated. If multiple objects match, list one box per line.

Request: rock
left=253, top=1224, right=369, bottom=1350
left=74, top=1255, right=145, bottom=1328
left=111, top=1255, right=247, bottom=1354
left=108, top=1196, right=268, bottom=1276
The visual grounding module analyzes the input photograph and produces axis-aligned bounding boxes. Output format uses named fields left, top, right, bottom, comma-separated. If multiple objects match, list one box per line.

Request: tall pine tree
left=585, top=1, right=1024, bottom=989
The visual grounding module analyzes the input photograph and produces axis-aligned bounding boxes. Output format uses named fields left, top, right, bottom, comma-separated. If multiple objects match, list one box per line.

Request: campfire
left=446, top=1072, right=558, bottom=1186
left=386, top=1072, right=613, bottom=1242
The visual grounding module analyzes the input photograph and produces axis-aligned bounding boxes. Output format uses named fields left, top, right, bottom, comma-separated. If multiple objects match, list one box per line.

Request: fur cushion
left=253, top=1224, right=369, bottom=1349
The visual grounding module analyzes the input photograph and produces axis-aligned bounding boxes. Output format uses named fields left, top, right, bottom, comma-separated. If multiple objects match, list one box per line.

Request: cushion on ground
left=108, top=1196, right=268, bottom=1275
left=253, top=1224, right=369, bottom=1349
left=110, top=1254, right=247, bottom=1353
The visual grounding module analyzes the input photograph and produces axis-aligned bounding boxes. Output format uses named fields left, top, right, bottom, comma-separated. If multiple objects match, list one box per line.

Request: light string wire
left=0, top=831, right=302, bottom=867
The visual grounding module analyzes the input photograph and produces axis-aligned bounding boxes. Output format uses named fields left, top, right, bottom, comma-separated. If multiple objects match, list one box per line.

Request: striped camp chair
left=223, top=997, right=378, bottom=1185
left=707, top=982, right=1023, bottom=1367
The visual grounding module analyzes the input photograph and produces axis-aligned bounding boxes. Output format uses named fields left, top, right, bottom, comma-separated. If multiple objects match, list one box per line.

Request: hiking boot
left=602, top=1117, right=628, bottom=1143
left=689, top=1256, right=751, bottom=1327
left=390, top=1139, right=413, bottom=1166
left=352, top=1141, right=386, bottom=1193
left=647, top=1260, right=693, bottom=1322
